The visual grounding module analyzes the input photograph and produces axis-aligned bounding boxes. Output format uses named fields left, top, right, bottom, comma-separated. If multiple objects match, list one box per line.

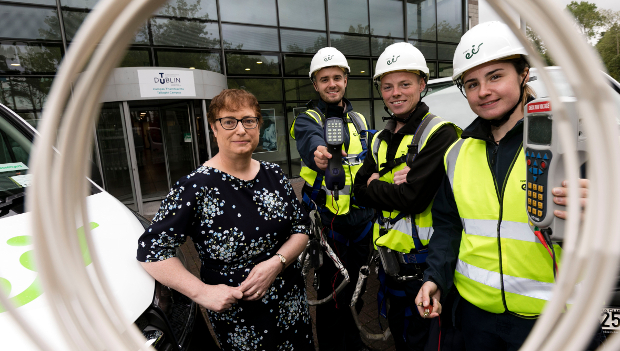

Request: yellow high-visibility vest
left=290, top=109, right=368, bottom=215
left=372, top=113, right=461, bottom=253
left=444, top=137, right=562, bottom=316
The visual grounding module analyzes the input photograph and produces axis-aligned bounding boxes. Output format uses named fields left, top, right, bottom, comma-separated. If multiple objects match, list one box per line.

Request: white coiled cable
left=487, top=1, right=620, bottom=351
left=0, top=0, right=615, bottom=350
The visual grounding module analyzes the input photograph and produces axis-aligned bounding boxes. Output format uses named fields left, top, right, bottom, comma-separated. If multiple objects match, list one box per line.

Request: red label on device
left=527, top=101, right=551, bottom=113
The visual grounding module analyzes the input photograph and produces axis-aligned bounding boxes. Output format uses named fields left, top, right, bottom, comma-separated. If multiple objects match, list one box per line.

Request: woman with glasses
left=137, top=89, right=314, bottom=350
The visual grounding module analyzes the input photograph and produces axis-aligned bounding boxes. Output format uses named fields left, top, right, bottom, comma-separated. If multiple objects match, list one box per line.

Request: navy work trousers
left=314, top=220, right=371, bottom=351
left=383, top=267, right=432, bottom=351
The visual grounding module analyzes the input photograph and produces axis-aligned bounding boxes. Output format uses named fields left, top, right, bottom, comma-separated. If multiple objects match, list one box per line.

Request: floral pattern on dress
left=226, top=324, right=263, bottom=350
left=277, top=284, right=311, bottom=330
left=137, top=161, right=313, bottom=351
left=196, top=186, right=225, bottom=227
left=253, top=189, right=288, bottom=221
left=152, top=186, right=185, bottom=223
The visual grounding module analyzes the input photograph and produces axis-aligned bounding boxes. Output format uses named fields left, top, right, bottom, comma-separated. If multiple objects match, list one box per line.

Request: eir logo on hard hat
left=465, top=43, right=483, bottom=59
left=324, top=55, right=334, bottom=61
left=386, top=55, right=400, bottom=65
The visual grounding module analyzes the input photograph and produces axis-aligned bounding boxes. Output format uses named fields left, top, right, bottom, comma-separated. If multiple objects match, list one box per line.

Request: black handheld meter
left=523, top=98, right=586, bottom=240
left=324, top=117, right=345, bottom=199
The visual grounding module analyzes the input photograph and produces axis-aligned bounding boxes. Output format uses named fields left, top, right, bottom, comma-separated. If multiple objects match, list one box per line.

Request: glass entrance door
left=97, top=102, right=137, bottom=210
left=129, top=100, right=196, bottom=202
left=129, top=107, right=169, bottom=200
left=96, top=100, right=198, bottom=213
left=160, top=103, right=195, bottom=185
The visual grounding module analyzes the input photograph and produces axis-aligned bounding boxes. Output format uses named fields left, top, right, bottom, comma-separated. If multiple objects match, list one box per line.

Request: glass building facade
left=0, top=0, right=466, bottom=179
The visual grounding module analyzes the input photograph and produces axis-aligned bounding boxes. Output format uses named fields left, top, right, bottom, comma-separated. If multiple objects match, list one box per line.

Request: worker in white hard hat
left=414, top=21, right=601, bottom=350
left=352, top=42, right=461, bottom=350
left=289, top=47, right=374, bottom=351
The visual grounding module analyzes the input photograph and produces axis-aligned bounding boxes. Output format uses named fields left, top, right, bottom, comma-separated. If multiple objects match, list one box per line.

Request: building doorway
left=96, top=99, right=207, bottom=214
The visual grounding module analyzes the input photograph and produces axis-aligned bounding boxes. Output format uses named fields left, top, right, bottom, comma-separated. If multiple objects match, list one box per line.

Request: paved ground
left=156, top=176, right=396, bottom=350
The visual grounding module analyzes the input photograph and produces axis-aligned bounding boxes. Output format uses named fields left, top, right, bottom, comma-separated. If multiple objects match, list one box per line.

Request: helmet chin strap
left=489, top=75, right=527, bottom=128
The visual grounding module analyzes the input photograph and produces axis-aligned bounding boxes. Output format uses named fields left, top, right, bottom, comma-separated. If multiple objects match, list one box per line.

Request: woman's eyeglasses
left=216, top=117, right=259, bottom=130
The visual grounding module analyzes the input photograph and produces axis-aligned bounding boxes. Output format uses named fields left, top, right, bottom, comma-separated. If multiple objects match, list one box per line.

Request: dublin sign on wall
left=137, top=70, right=196, bottom=98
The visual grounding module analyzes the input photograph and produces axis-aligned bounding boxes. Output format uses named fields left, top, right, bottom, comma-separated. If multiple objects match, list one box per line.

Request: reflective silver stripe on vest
left=463, top=219, right=541, bottom=244
left=348, top=111, right=367, bottom=131
left=305, top=110, right=323, bottom=127
left=372, top=131, right=383, bottom=170
left=418, top=115, right=442, bottom=147
left=417, top=226, right=433, bottom=242
left=456, top=260, right=554, bottom=301
left=445, top=139, right=465, bottom=187
left=390, top=216, right=413, bottom=236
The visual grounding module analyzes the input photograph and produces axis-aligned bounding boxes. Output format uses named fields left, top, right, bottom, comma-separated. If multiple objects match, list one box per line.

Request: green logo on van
left=465, top=43, right=483, bottom=59
left=0, top=222, right=99, bottom=313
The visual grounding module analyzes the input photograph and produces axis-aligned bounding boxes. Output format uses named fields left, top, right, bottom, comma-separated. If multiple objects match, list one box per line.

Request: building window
left=226, top=53, right=280, bottom=76
left=220, top=0, right=277, bottom=26
left=0, top=5, right=61, bottom=41
left=328, top=0, right=369, bottom=34
left=155, top=0, right=218, bottom=20
left=222, top=24, right=279, bottom=52
left=0, top=42, right=62, bottom=74
left=407, top=0, right=436, bottom=41
left=156, top=50, right=220, bottom=72
left=283, top=55, right=312, bottom=77
left=330, top=33, right=370, bottom=56
left=280, top=29, right=327, bottom=53
left=227, top=78, right=283, bottom=102
left=151, top=18, right=220, bottom=48
left=369, top=0, right=404, bottom=37
left=278, top=0, right=326, bottom=31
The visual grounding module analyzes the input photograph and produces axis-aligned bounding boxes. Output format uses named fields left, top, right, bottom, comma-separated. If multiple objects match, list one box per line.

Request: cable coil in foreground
left=0, top=0, right=616, bottom=350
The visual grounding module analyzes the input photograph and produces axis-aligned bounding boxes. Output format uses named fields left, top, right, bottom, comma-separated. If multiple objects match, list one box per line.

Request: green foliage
left=526, top=26, right=555, bottom=66
left=566, top=1, right=605, bottom=41
left=596, top=24, right=620, bottom=81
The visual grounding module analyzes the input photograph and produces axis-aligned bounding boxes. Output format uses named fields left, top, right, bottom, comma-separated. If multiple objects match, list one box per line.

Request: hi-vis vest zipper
left=445, top=138, right=562, bottom=316
left=290, top=109, right=368, bottom=215
left=372, top=113, right=460, bottom=253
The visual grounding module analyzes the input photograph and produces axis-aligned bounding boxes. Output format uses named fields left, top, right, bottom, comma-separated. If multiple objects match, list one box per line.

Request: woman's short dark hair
left=207, top=89, right=263, bottom=126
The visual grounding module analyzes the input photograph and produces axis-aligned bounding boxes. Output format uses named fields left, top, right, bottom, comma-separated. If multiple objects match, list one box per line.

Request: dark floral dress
left=137, top=161, right=314, bottom=351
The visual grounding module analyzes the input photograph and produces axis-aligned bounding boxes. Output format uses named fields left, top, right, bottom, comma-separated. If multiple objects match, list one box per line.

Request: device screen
left=528, top=115, right=553, bottom=145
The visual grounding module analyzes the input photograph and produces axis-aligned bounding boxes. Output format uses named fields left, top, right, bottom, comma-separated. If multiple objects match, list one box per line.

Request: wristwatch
left=275, top=253, right=286, bottom=270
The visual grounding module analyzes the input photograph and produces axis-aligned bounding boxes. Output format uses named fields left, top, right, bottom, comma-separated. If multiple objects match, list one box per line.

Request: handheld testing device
left=523, top=98, right=586, bottom=241
left=323, top=108, right=346, bottom=199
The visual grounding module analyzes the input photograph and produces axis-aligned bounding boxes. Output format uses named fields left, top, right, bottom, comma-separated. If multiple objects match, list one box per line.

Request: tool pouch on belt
left=377, top=228, right=401, bottom=276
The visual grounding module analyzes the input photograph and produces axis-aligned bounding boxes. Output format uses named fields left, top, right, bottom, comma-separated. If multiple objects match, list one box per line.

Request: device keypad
left=326, top=120, right=343, bottom=144
left=525, top=148, right=552, bottom=221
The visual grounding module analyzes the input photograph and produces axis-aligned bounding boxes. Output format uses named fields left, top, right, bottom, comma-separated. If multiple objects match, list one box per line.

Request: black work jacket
left=353, top=102, right=459, bottom=215
left=293, top=98, right=374, bottom=229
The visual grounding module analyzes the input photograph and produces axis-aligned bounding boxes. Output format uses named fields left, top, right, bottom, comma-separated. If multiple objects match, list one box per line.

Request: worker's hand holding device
left=323, top=106, right=346, bottom=200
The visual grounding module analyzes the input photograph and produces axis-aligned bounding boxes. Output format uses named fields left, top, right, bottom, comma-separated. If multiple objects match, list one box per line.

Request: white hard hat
left=452, top=21, right=528, bottom=82
left=373, top=42, right=429, bottom=82
left=309, top=47, right=350, bottom=78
